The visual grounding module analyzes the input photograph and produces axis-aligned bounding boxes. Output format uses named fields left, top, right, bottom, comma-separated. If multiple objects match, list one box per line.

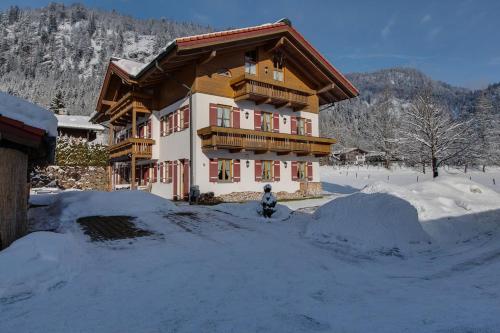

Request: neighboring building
left=56, top=114, right=106, bottom=144
left=0, top=92, right=56, bottom=249
left=92, top=19, right=359, bottom=200
left=334, top=148, right=369, bottom=165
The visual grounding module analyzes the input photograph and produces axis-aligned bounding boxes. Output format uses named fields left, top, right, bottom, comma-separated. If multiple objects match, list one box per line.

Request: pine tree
left=50, top=91, right=67, bottom=115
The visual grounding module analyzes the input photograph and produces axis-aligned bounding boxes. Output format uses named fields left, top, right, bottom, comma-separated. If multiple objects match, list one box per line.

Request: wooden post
left=131, top=156, right=136, bottom=190
left=107, top=163, right=113, bottom=191
left=109, top=123, right=114, bottom=146
left=132, top=109, right=137, bottom=138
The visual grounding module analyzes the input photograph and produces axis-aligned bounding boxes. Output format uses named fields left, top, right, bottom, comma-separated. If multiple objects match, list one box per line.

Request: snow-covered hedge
left=55, top=136, right=107, bottom=167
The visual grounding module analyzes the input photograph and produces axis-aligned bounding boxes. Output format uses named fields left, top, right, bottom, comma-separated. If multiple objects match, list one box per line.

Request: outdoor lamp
left=246, top=160, right=250, bottom=168
left=245, top=111, right=249, bottom=119
left=284, top=161, right=288, bottom=168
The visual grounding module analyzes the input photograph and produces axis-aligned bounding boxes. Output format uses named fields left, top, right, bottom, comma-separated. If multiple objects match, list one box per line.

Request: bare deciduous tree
left=402, top=90, right=473, bottom=177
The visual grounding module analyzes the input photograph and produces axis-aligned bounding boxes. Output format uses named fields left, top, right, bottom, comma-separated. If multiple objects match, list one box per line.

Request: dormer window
left=273, top=53, right=284, bottom=81
left=244, top=50, right=257, bottom=75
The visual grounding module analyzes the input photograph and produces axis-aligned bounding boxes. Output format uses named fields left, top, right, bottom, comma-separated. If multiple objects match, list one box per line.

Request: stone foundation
left=217, top=182, right=323, bottom=203
left=31, top=165, right=108, bottom=191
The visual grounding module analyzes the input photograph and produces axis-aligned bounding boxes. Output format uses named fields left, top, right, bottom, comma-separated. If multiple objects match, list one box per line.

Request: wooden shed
left=0, top=94, right=56, bottom=250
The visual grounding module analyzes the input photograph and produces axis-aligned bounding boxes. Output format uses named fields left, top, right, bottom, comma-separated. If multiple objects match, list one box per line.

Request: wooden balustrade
left=230, top=74, right=312, bottom=110
left=109, top=138, right=155, bottom=160
left=107, top=92, right=153, bottom=125
left=198, top=126, right=334, bottom=156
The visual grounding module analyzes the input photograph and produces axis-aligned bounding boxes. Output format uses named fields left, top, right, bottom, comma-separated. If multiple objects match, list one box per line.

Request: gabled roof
left=96, top=19, right=358, bottom=116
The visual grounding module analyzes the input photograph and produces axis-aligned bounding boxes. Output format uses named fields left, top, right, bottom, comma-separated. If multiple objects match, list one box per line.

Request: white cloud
left=421, top=14, right=432, bottom=24
left=381, top=18, right=395, bottom=39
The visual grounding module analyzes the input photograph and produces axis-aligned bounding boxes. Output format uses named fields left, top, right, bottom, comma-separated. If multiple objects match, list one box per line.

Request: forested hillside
left=0, top=3, right=212, bottom=115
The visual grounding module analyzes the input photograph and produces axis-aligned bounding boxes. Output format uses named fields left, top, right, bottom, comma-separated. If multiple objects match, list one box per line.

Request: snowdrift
left=0, top=232, right=83, bottom=300
left=306, top=193, right=431, bottom=254
left=212, top=201, right=293, bottom=221
left=361, top=177, right=500, bottom=243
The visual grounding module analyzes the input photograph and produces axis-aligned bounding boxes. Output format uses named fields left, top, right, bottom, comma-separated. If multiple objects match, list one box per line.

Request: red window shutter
left=274, top=161, right=280, bottom=181
left=153, top=162, right=158, bottom=182
left=183, top=106, right=189, bottom=129
left=173, top=161, right=178, bottom=199
left=291, top=116, right=297, bottom=134
left=255, top=160, right=262, bottom=181
left=307, top=162, right=313, bottom=181
left=291, top=161, right=298, bottom=181
left=273, top=113, right=279, bottom=133
left=167, top=161, right=173, bottom=183
left=183, top=160, right=190, bottom=199
left=168, top=114, right=173, bottom=134
left=139, top=125, right=145, bottom=138
left=160, top=163, right=164, bottom=182
left=147, top=120, right=152, bottom=138
left=232, top=107, right=240, bottom=129
left=209, top=103, right=218, bottom=126
left=254, top=110, right=261, bottom=130
left=209, top=158, right=218, bottom=182
left=233, top=159, right=241, bottom=182
left=306, top=119, right=312, bottom=136
left=174, top=111, right=179, bottom=132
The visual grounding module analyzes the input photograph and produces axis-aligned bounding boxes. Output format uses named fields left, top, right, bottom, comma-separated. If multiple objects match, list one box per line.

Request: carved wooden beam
left=267, top=37, right=286, bottom=54
left=317, top=83, right=335, bottom=95
left=200, top=50, right=217, bottom=64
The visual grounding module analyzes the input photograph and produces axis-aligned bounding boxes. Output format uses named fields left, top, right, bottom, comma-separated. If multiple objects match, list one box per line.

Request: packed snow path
left=1, top=175, right=500, bottom=332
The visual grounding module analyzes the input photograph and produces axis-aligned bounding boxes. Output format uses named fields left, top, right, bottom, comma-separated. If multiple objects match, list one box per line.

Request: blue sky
left=2, top=0, right=500, bottom=89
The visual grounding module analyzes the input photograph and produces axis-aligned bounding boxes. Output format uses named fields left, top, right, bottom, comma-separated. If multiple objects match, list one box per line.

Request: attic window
left=216, top=68, right=232, bottom=77
left=244, top=50, right=257, bottom=75
left=273, top=53, right=284, bottom=81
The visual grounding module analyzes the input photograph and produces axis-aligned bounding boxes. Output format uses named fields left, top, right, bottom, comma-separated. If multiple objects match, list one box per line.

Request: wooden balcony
left=198, top=126, right=335, bottom=157
left=109, top=138, right=155, bottom=161
left=230, top=74, right=313, bottom=110
left=107, top=92, right=153, bottom=125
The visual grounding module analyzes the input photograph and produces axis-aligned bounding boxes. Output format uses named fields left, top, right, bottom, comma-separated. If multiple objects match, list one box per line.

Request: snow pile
left=213, top=201, right=293, bottom=221
left=361, top=176, right=500, bottom=221
left=0, top=232, right=83, bottom=300
left=0, top=91, right=57, bottom=136
left=52, top=190, right=177, bottom=221
left=361, top=177, right=500, bottom=243
left=306, top=193, right=431, bottom=254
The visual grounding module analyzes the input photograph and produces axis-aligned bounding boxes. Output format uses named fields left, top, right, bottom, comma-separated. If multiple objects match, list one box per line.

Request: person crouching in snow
left=261, top=184, right=277, bottom=218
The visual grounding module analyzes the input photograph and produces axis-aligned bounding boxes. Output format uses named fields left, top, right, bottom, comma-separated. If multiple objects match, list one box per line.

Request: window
left=217, top=105, right=231, bottom=127
left=218, top=159, right=232, bottom=181
left=297, top=118, right=306, bottom=135
left=178, top=109, right=184, bottom=131
left=160, top=116, right=166, bottom=136
left=262, top=160, right=273, bottom=181
left=297, top=161, right=307, bottom=180
left=273, top=54, right=284, bottom=81
left=244, top=50, right=257, bottom=75
left=261, top=112, right=273, bottom=132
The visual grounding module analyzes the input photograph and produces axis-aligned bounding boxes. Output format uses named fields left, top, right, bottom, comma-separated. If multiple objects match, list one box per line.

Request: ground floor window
left=218, top=159, right=232, bottom=181
left=297, top=161, right=307, bottom=180
left=262, top=160, right=273, bottom=181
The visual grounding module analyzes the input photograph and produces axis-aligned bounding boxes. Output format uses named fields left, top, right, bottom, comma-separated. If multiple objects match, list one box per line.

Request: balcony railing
left=230, top=74, right=312, bottom=110
left=109, top=138, right=155, bottom=160
left=107, top=92, right=153, bottom=125
left=198, top=126, right=335, bottom=156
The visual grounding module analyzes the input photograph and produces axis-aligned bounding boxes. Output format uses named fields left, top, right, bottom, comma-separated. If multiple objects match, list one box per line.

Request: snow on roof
left=56, top=114, right=105, bottom=131
left=111, top=57, right=147, bottom=76
left=0, top=91, right=57, bottom=137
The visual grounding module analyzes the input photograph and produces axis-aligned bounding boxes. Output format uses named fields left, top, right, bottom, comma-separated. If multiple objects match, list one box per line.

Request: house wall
left=0, top=148, right=28, bottom=250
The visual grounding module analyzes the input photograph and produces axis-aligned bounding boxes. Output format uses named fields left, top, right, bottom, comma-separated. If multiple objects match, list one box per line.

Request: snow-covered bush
left=55, top=136, right=107, bottom=167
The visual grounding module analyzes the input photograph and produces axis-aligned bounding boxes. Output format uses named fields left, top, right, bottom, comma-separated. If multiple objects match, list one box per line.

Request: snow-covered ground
left=1, top=167, right=500, bottom=333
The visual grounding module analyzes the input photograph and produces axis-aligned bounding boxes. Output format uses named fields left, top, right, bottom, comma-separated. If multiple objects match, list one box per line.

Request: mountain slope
left=0, top=3, right=212, bottom=115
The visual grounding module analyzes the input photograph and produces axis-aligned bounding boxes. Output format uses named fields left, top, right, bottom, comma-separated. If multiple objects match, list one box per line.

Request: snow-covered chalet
left=91, top=19, right=359, bottom=200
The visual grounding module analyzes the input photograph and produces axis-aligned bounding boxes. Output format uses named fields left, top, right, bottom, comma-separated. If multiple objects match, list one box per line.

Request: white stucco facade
left=111, top=92, right=322, bottom=200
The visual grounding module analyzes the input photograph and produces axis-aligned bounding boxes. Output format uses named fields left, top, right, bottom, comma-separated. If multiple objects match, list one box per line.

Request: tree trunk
left=422, top=162, right=426, bottom=174
left=432, top=157, right=438, bottom=178
left=482, top=164, right=486, bottom=173
left=464, top=164, right=468, bottom=173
